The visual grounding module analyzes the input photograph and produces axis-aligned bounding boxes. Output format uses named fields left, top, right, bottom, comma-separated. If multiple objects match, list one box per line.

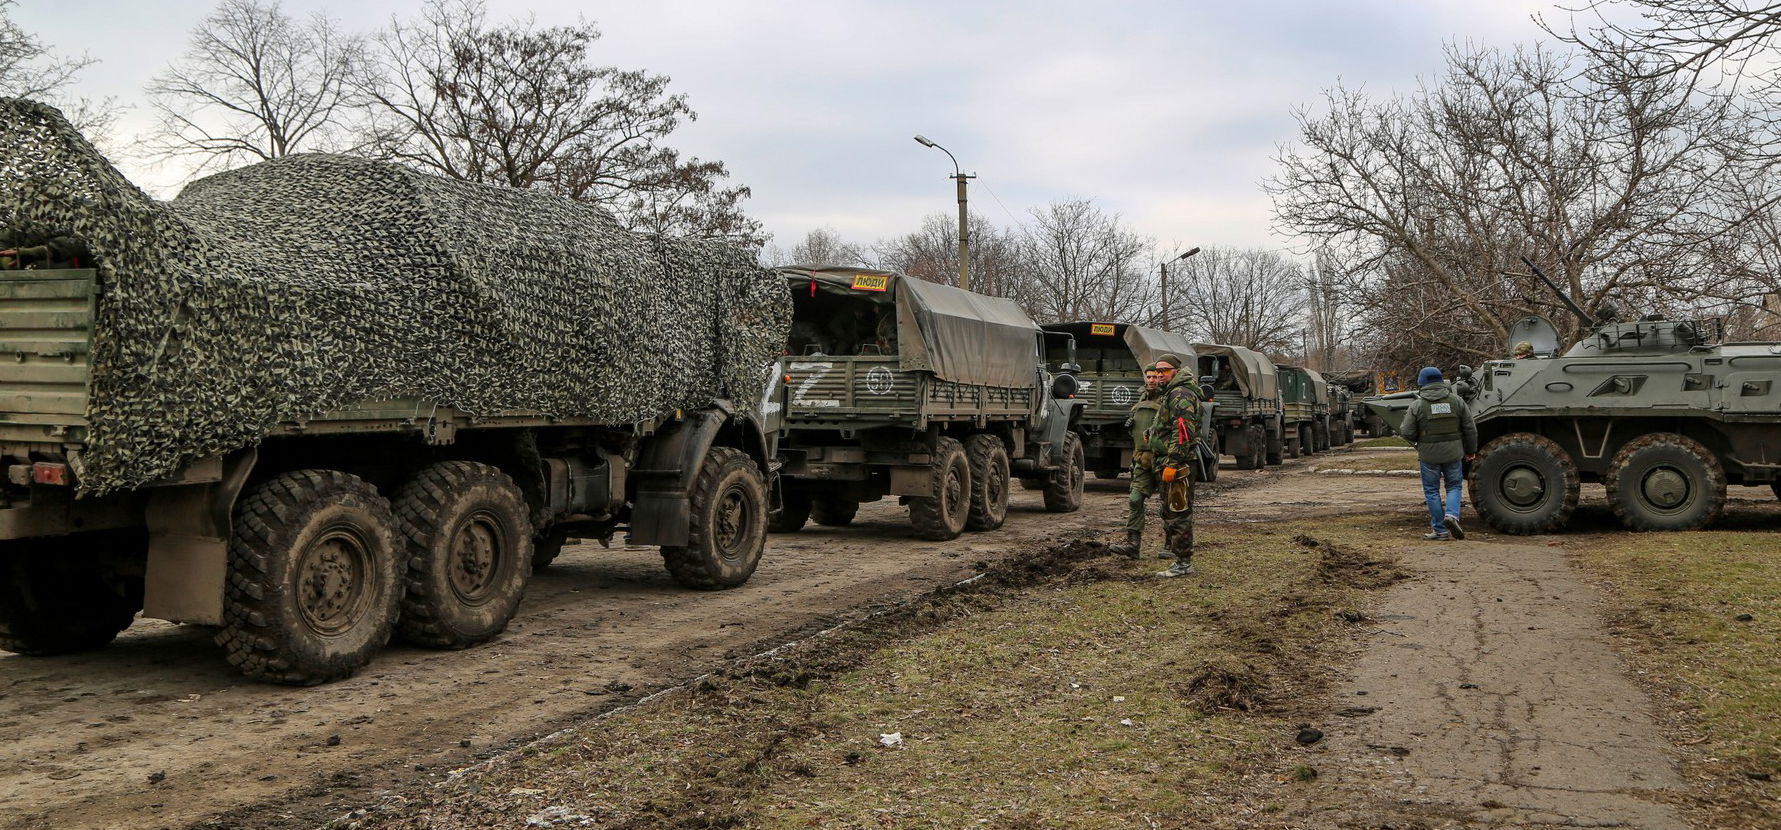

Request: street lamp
left=913, top=134, right=976, bottom=291
left=1158, top=246, right=1201, bottom=332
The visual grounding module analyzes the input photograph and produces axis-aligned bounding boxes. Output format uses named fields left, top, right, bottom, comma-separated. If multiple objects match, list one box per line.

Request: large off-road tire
left=0, top=534, right=145, bottom=656
left=662, top=447, right=767, bottom=589
left=768, top=486, right=812, bottom=533
left=964, top=434, right=1011, bottom=531
left=1285, top=432, right=1302, bottom=459
left=531, top=527, right=570, bottom=571
left=1299, top=424, right=1316, bottom=455
left=218, top=470, right=403, bottom=685
left=910, top=437, right=971, bottom=539
left=1265, top=425, right=1284, bottom=466
left=1042, top=431, right=1086, bottom=513
left=1232, top=427, right=1259, bottom=471
left=1604, top=433, right=1726, bottom=532
left=393, top=462, right=534, bottom=649
left=810, top=496, right=859, bottom=527
left=1472, top=433, right=1580, bottom=535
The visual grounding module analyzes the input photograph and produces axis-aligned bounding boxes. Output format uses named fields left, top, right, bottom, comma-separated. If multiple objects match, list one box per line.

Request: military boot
left=1157, top=556, right=1195, bottom=578
left=1108, top=530, right=1142, bottom=560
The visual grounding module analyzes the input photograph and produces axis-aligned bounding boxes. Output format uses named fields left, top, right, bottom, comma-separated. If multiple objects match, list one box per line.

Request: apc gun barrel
left=1518, top=256, right=1593, bottom=327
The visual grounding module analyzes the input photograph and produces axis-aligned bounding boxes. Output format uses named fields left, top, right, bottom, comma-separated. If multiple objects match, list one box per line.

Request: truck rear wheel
left=1315, top=421, right=1330, bottom=451
left=768, top=486, right=811, bottom=533
left=218, top=470, right=403, bottom=685
left=0, top=537, right=144, bottom=656
left=1604, top=433, right=1726, bottom=532
left=964, top=434, right=1011, bottom=531
left=910, top=437, right=971, bottom=540
left=1265, top=426, right=1284, bottom=466
left=393, top=462, right=533, bottom=649
left=662, top=447, right=767, bottom=589
left=1042, top=431, right=1085, bottom=513
left=1472, top=433, right=1579, bottom=535
left=810, top=497, right=859, bottom=527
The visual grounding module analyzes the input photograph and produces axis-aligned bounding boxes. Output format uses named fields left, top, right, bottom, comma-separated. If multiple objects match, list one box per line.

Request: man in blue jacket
left=1398, top=366, right=1478, bottom=540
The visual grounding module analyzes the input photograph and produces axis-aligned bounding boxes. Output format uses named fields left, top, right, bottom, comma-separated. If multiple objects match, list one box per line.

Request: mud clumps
left=1178, top=655, right=1271, bottom=714
left=1297, top=534, right=1408, bottom=589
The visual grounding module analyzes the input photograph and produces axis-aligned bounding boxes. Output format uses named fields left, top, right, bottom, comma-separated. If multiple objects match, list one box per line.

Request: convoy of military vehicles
left=4, top=101, right=1778, bottom=688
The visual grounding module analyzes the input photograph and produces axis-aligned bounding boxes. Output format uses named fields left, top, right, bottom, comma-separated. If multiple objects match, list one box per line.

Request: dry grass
left=347, top=516, right=1407, bottom=829
left=1352, top=436, right=1409, bottom=449
left=1568, top=527, right=1781, bottom=824
left=1314, top=452, right=1418, bottom=473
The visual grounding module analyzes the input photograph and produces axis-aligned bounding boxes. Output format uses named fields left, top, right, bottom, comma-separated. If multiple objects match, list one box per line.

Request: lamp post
left=1158, top=246, right=1201, bottom=332
left=913, top=135, right=975, bottom=291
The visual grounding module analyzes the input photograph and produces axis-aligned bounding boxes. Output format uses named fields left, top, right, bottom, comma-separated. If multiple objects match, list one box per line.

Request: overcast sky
left=17, top=0, right=1562, bottom=256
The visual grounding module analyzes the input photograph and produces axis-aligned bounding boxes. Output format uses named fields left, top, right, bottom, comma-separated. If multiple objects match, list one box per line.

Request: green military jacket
left=1126, top=387, right=1163, bottom=467
left=1146, top=373, right=1204, bottom=471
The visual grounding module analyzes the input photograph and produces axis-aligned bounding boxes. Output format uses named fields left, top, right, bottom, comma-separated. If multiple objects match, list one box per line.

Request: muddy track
left=0, top=452, right=1330, bottom=830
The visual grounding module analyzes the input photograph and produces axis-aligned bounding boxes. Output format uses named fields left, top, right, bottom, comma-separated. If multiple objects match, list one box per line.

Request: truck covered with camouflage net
left=1194, top=343, right=1285, bottom=468
left=0, top=99, right=790, bottom=685
left=1038, top=321, right=1208, bottom=479
left=767, top=268, right=1084, bottom=540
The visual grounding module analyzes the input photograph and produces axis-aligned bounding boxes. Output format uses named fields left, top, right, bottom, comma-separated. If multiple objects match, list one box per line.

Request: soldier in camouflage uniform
left=1108, top=359, right=1172, bottom=559
left=1152, top=356, right=1203, bottom=577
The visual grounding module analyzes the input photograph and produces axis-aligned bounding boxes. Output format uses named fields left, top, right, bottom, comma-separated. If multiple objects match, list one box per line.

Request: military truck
left=1195, top=343, right=1285, bottom=468
left=1038, top=322, right=1210, bottom=480
left=1329, top=383, right=1357, bottom=444
left=766, top=268, right=1084, bottom=540
left=1469, top=258, right=1781, bottom=534
left=0, top=104, right=785, bottom=685
left=1277, top=365, right=1319, bottom=457
left=1306, top=369, right=1337, bottom=451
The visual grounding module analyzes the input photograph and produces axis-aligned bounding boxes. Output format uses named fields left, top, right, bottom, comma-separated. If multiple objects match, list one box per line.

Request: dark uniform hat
left=1152, top=353, right=1183, bottom=370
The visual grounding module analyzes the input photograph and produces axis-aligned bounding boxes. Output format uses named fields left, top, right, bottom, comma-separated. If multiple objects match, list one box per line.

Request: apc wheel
left=218, top=470, right=403, bottom=685
left=1042, top=431, right=1086, bottom=513
left=393, top=462, right=533, bottom=649
left=662, top=447, right=767, bottom=589
left=0, top=535, right=145, bottom=656
left=810, top=497, right=859, bottom=527
left=964, top=434, right=1011, bottom=531
left=910, top=437, right=971, bottom=540
left=1472, top=434, right=1579, bottom=535
left=768, top=486, right=811, bottom=533
left=531, top=528, right=570, bottom=571
left=1604, top=433, right=1726, bottom=532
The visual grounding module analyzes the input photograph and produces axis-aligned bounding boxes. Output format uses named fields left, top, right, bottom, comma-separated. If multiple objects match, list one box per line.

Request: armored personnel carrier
left=767, top=268, right=1085, bottom=540
left=1195, top=344, right=1285, bottom=468
left=1038, top=322, right=1214, bottom=481
left=1469, top=259, right=1781, bottom=534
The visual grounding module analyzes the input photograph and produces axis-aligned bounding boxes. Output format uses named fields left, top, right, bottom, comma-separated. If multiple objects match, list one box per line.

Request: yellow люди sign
left=1090, top=323, right=1116, bottom=336
left=850, top=273, right=890, bottom=291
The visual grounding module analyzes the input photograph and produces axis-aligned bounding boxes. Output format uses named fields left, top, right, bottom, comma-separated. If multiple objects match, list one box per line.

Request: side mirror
left=1050, top=373, right=1080, bottom=399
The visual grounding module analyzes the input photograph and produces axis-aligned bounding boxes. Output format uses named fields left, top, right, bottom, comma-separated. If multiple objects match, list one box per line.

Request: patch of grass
left=1316, top=452, right=1418, bottom=472
left=1569, top=530, right=1781, bottom=784
left=1352, top=436, right=1409, bottom=449
left=356, top=516, right=1407, bottom=829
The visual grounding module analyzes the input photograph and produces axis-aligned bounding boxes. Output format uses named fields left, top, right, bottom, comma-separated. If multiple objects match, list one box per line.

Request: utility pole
left=1158, top=247, right=1201, bottom=331
left=914, top=135, right=975, bottom=291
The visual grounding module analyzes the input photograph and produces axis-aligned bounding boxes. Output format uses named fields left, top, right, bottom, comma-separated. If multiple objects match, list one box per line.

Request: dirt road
left=1, top=458, right=1288, bottom=830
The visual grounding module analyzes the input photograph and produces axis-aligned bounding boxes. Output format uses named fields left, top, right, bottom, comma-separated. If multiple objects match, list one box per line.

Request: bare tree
left=355, top=0, right=760, bottom=243
left=0, top=0, right=116, bottom=138
left=872, top=212, right=1030, bottom=303
left=1268, top=43, right=1769, bottom=361
left=1549, top=1, right=1781, bottom=99
left=1303, top=251, right=1351, bottom=370
left=1166, top=246, right=1305, bottom=353
left=1019, top=199, right=1153, bottom=323
left=768, top=227, right=868, bottom=268
left=144, top=0, right=364, bottom=172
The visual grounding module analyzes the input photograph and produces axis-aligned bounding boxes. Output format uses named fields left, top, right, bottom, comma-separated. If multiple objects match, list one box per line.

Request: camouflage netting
left=0, top=100, right=790, bottom=495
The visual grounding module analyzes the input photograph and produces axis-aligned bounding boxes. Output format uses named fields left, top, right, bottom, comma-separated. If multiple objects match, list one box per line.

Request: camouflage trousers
left=1125, top=463, right=1195, bottom=558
